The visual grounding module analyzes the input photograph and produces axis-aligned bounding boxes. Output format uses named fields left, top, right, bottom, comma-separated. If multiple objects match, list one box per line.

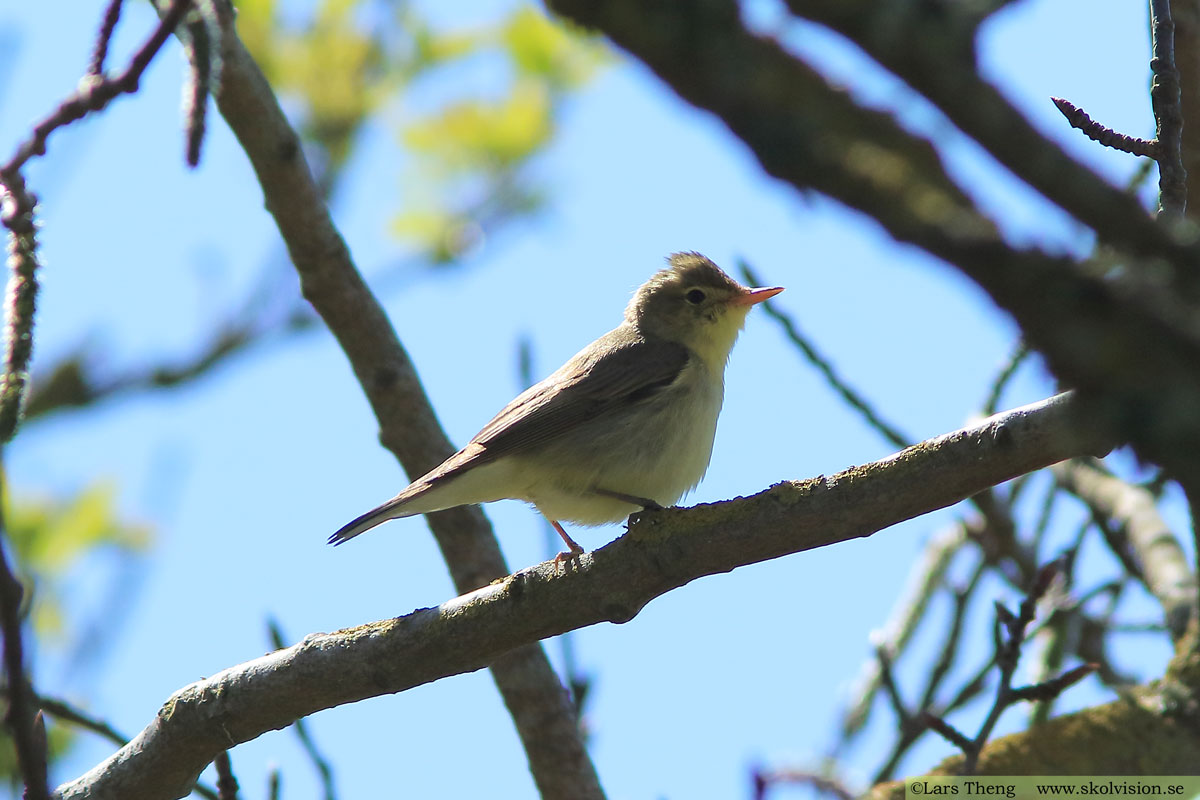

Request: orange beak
left=730, top=285, right=784, bottom=307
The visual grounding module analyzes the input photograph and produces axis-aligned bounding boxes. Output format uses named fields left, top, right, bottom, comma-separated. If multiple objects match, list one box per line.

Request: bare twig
left=0, top=0, right=192, bottom=443
left=739, top=259, right=912, bottom=450
left=177, top=0, right=224, bottom=167
left=182, top=18, right=212, bottom=168
left=1048, top=3, right=1188, bottom=217
left=0, top=689, right=222, bottom=800
left=1149, top=0, right=1188, bottom=218
left=922, top=712, right=973, bottom=753
left=917, top=562, right=988, bottom=714
left=875, top=646, right=912, bottom=730
left=841, top=520, right=969, bottom=738
left=88, top=0, right=126, bottom=76
left=1009, top=663, right=1098, bottom=703
left=967, top=489, right=1039, bottom=590
left=1029, top=473, right=1061, bottom=546
left=929, top=560, right=1098, bottom=774
left=982, top=342, right=1029, bottom=416
left=1, top=0, right=191, bottom=180
left=24, top=307, right=308, bottom=421
left=980, top=565, right=1060, bottom=730
left=19, top=691, right=126, bottom=747
left=869, top=646, right=924, bottom=782
left=213, top=750, right=239, bottom=800
left=1054, top=458, right=1196, bottom=637
left=1049, top=97, right=1158, bottom=159
left=868, top=563, right=985, bottom=783
left=752, top=766, right=855, bottom=800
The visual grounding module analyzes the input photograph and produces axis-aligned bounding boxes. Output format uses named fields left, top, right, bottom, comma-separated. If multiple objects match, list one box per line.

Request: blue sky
left=0, top=2, right=1181, bottom=798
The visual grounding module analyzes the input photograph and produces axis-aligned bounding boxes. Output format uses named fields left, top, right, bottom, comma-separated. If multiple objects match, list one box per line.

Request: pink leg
left=549, top=519, right=584, bottom=567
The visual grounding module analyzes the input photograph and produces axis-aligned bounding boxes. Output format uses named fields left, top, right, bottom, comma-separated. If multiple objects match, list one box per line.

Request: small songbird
left=329, top=252, right=783, bottom=557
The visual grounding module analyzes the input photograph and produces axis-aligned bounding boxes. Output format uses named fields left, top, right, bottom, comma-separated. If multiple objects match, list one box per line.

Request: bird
left=329, top=251, right=783, bottom=558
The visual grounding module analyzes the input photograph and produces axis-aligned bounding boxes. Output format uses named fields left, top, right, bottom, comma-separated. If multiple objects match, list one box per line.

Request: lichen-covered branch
left=56, top=393, right=1113, bottom=799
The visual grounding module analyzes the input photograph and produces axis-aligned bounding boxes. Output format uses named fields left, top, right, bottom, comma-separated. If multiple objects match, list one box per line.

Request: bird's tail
left=327, top=488, right=426, bottom=546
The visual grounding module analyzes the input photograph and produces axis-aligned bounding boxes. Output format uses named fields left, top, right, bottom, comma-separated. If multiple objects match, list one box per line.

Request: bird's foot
left=553, top=546, right=585, bottom=570
left=549, top=519, right=586, bottom=571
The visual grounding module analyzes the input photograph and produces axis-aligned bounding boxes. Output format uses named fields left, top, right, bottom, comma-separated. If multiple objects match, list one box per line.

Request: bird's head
left=625, top=252, right=783, bottom=369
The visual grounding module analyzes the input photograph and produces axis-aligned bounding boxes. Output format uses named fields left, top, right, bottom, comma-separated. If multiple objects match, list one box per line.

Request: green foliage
left=7, top=483, right=150, bottom=639
left=0, top=484, right=150, bottom=788
left=234, top=0, right=608, bottom=261
left=236, top=0, right=386, bottom=171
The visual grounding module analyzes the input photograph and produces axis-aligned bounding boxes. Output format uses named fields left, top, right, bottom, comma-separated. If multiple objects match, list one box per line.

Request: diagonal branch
left=200, top=12, right=601, bottom=799
left=56, top=393, right=1114, bottom=799
left=1054, top=459, right=1196, bottom=637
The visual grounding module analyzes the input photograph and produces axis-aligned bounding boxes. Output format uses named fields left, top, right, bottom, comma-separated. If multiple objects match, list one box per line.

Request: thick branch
left=783, top=0, right=1200, bottom=276
left=57, top=393, right=1113, bottom=799
left=203, top=14, right=599, bottom=799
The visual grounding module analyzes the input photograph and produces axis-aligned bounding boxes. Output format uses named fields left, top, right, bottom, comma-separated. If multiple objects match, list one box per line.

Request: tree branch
left=867, top=626, right=1200, bottom=800
left=87, top=0, right=126, bottom=77
left=56, top=393, right=1113, bottom=799
left=840, top=520, right=968, bottom=739
left=1054, top=459, right=1196, bottom=637
left=1150, top=0, right=1188, bottom=218
left=0, top=484, right=48, bottom=799
left=201, top=14, right=601, bottom=799
left=1170, top=0, right=1200, bottom=218
left=1049, top=97, right=1158, bottom=159
left=0, top=0, right=194, bottom=444
left=783, top=0, right=1199, bottom=272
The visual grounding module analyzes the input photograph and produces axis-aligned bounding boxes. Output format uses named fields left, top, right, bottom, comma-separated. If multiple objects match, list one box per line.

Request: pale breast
left=515, top=357, right=725, bottom=525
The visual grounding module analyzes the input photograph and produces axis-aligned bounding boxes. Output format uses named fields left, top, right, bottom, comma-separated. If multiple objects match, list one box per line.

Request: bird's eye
left=685, top=289, right=706, bottom=305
